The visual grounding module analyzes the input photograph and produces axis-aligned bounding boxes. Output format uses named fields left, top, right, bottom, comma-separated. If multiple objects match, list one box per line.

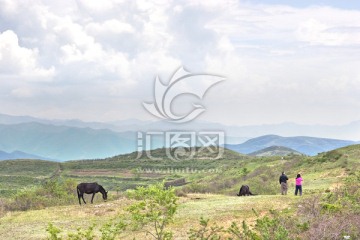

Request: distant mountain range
left=0, top=122, right=140, bottom=161
left=225, top=135, right=357, bottom=156
left=0, top=113, right=359, bottom=160
left=0, top=150, right=49, bottom=161
left=1, top=113, right=360, bottom=141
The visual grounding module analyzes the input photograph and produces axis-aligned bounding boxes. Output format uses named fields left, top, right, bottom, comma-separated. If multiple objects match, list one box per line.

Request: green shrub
left=5, top=179, right=77, bottom=211
left=189, top=211, right=294, bottom=240
left=321, top=203, right=341, bottom=213
left=46, top=220, right=126, bottom=240
left=126, top=183, right=178, bottom=240
left=66, top=224, right=95, bottom=240
left=99, top=219, right=126, bottom=240
left=297, top=176, right=360, bottom=239
left=46, top=223, right=62, bottom=240
left=188, top=217, right=224, bottom=240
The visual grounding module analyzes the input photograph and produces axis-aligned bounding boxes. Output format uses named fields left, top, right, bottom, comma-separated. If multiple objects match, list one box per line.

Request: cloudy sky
left=1, top=0, right=360, bottom=126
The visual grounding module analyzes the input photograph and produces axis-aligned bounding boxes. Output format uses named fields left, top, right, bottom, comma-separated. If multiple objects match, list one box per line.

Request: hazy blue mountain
left=0, top=113, right=121, bottom=131
left=0, top=122, right=148, bottom=161
left=225, top=135, right=356, bottom=156
left=1, top=113, right=359, bottom=160
left=0, top=118, right=357, bottom=160
left=1, top=113, right=359, bottom=141
left=0, top=150, right=51, bottom=161
left=248, top=145, right=304, bottom=156
left=109, top=120, right=360, bottom=142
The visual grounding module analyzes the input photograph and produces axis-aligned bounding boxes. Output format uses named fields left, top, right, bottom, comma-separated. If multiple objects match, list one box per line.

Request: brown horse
left=77, top=182, right=108, bottom=205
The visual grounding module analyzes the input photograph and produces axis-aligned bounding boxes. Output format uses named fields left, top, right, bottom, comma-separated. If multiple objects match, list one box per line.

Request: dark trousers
left=295, top=185, right=302, bottom=196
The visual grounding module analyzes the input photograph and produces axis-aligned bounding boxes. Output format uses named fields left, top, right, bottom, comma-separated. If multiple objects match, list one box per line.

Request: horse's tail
left=76, top=185, right=82, bottom=205
left=76, top=185, right=80, bottom=197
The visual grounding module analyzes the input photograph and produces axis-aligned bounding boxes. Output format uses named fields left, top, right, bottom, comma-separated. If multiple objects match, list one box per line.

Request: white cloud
left=0, top=0, right=18, bottom=15
left=0, top=0, right=360, bottom=127
left=296, top=18, right=360, bottom=46
left=0, top=30, right=55, bottom=81
left=86, top=19, right=135, bottom=35
left=11, top=87, right=34, bottom=98
left=292, top=6, right=360, bottom=46
left=76, top=0, right=117, bottom=13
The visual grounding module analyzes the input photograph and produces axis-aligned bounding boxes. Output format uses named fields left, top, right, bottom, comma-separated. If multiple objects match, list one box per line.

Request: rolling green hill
left=0, top=144, right=359, bottom=239
left=1, top=144, right=359, bottom=197
left=0, top=159, right=60, bottom=197
left=248, top=145, right=304, bottom=156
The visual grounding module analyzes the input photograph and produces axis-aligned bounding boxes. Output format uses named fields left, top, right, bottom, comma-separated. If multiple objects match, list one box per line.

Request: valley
left=0, top=144, right=359, bottom=239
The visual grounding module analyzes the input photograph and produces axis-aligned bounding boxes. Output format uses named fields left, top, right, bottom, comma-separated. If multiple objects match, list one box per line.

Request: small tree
left=127, top=183, right=178, bottom=240
left=188, top=217, right=224, bottom=240
left=240, top=167, right=250, bottom=177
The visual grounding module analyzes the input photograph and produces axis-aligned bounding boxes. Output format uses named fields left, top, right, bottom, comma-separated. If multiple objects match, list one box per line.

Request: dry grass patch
left=0, top=193, right=297, bottom=240
left=0, top=198, right=131, bottom=240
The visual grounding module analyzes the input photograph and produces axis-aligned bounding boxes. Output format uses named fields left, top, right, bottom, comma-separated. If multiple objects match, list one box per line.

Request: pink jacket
left=296, top=177, right=303, bottom=186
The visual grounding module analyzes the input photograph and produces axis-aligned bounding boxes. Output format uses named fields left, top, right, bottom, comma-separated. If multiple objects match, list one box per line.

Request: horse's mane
left=98, top=184, right=105, bottom=192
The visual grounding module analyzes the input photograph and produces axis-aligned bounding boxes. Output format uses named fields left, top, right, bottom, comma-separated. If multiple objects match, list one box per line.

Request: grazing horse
left=77, top=182, right=108, bottom=205
left=237, top=185, right=254, bottom=196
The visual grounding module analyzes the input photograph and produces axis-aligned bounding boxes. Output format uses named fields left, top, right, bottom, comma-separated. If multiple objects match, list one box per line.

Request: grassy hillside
left=1, top=145, right=359, bottom=197
left=0, top=147, right=247, bottom=197
left=59, top=147, right=247, bottom=192
left=0, top=194, right=295, bottom=240
left=0, top=145, right=359, bottom=239
left=248, top=145, right=303, bottom=156
left=0, top=160, right=60, bottom=197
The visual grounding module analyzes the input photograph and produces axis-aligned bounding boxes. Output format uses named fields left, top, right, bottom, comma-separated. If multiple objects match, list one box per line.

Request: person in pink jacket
left=295, top=173, right=303, bottom=196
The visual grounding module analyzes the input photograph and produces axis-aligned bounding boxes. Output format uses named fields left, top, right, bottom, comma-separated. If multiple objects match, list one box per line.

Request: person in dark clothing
left=279, top=172, right=289, bottom=195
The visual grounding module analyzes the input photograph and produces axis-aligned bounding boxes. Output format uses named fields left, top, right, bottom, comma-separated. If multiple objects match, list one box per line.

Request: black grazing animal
left=237, top=185, right=254, bottom=196
left=77, top=182, right=108, bottom=205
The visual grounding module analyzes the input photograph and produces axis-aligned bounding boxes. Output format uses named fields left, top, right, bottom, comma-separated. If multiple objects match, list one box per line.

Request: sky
left=0, top=0, right=360, bottom=126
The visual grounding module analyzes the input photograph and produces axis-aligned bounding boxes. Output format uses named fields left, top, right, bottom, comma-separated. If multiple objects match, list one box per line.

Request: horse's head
left=103, top=191, right=108, bottom=201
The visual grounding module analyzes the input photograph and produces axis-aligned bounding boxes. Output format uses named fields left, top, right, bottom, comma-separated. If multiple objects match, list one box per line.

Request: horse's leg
left=77, top=189, right=81, bottom=205
left=91, top=193, right=95, bottom=203
left=81, top=193, right=86, bottom=204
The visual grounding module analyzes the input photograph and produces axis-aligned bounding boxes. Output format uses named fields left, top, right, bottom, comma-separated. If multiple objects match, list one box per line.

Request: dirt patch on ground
left=69, top=169, right=164, bottom=178
left=70, top=170, right=120, bottom=176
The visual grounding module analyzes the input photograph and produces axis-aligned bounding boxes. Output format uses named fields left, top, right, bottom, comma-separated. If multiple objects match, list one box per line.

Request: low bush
left=188, top=210, right=296, bottom=240
left=297, top=173, right=360, bottom=239
left=4, top=178, right=77, bottom=211
left=188, top=174, right=360, bottom=240
left=46, top=219, right=126, bottom=240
